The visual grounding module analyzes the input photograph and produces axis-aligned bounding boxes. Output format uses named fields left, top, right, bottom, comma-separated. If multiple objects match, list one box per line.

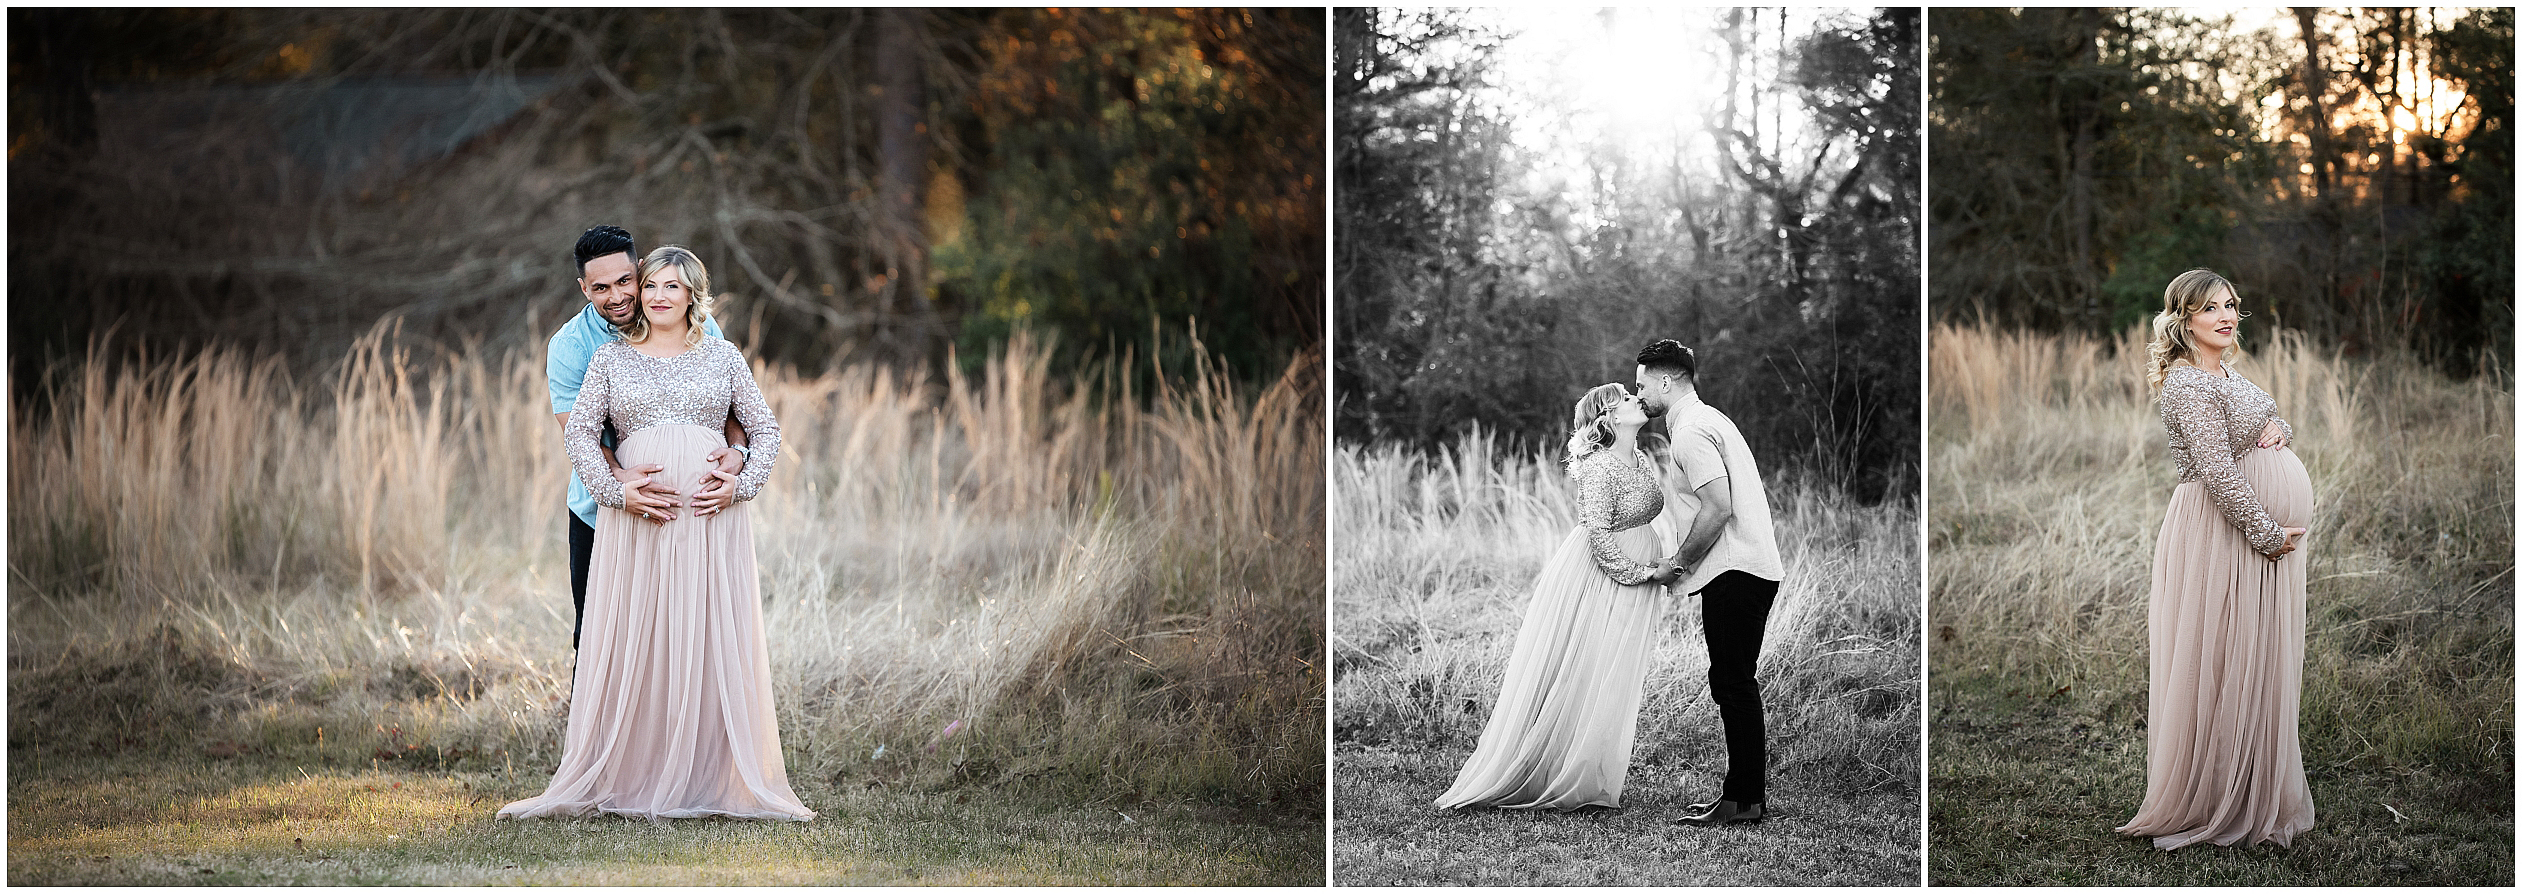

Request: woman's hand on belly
left=616, top=462, right=679, bottom=523
left=690, top=469, right=741, bottom=516
left=2270, top=525, right=2307, bottom=559
left=2255, top=418, right=2291, bottom=450
left=1607, top=526, right=1661, bottom=569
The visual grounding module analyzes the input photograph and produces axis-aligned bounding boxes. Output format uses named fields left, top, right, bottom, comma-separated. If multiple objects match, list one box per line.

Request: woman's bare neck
left=633, top=327, right=693, bottom=357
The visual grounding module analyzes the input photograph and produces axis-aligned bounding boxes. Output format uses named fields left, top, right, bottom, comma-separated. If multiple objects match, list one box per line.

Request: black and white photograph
left=1331, top=8, right=1921, bottom=886
left=7, top=9, right=1325, bottom=884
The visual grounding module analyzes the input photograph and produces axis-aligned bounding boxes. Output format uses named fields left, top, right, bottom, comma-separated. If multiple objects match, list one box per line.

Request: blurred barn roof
left=94, top=74, right=566, bottom=193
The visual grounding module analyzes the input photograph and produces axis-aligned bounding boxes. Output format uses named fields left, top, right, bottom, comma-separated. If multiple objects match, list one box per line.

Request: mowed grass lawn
left=1333, top=747, right=1916, bottom=886
left=8, top=750, right=1322, bottom=886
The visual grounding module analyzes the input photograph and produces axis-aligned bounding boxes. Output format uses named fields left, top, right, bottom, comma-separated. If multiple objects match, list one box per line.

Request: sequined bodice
left=2159, top=364, right=2289, bottom=555
left=1574, top=449, right=1663, bottom=531
left=565, top=336, right=781, bottom=511
left=1570, top=448, right=1664, bottom=585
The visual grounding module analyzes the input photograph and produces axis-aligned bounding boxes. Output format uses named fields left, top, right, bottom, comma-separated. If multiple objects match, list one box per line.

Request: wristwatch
left=730, top=444, right=751, bottom=463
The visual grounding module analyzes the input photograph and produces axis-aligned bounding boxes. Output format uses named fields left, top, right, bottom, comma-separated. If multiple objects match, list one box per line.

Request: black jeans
left=1700, top=569, right=1779, bottom=805
left=567, top=513, right=595, bottom=651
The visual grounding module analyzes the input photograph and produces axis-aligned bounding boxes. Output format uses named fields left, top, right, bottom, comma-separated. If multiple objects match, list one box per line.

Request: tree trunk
left=873, top=8, right=936, bottom=353
left=2294, top=7, right=2335, bottom=200
left=2065, top=8, right=2102, bottom=330
left=2293, top=7, right=2342, bottom=340
left=20, top=9, right=98, bottom=153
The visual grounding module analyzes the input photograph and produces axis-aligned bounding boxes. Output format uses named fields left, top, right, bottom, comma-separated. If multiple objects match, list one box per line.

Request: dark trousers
left=567, top=513, right=595, bottom=651
left=1701, top=569, right=1779, bottom=805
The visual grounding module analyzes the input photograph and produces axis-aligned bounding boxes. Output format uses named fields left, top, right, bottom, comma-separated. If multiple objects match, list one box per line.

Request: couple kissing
left=1435, top=339, right=1784, bottom=828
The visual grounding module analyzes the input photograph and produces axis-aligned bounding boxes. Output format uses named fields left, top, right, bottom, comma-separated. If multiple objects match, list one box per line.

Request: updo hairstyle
left=2145, top=268, right=2241, bottom=390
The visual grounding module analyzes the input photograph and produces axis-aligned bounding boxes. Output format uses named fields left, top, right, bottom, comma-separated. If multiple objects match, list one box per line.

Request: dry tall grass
left=1928, top=321, right=2512, bottom=777
left=1332, top=432, right=1919, bottom=798
left=7, top=324, right=1324, bottom=805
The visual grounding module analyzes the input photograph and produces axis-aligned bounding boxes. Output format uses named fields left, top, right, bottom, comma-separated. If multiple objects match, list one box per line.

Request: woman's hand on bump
left=691, top=470, right=741, bottom=516
left=2256, top=419, right=2290, bottom=449
left=2271, top=526, right=2307, bottom=559
left=618, top=464, right=678, bottom=523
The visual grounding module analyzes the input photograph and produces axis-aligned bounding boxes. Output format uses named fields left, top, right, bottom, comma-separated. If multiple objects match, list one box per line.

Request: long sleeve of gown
left=2162, top=377, right=2286, bottom=556
left=1573, top=455, right=1655, bottom=586
left=725, top=349, right=780, bottom=501
left=565, top=347, right=628, bottom=511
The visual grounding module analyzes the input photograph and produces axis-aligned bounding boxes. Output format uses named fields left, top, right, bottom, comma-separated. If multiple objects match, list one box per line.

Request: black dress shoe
left=1675, top=799, right=1765, bottom=826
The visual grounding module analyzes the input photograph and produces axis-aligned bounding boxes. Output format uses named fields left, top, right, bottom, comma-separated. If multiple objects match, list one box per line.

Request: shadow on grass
left=1929, top=671, right=2512, bottom=886
left=8, top=749, right=1323, bottom=885
left=1333, top=745, right=1916, bottom=886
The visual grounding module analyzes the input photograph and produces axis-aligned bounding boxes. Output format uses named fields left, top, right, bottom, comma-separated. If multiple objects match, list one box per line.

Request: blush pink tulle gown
left=2117, top=365, right=2314, bottom=849
left=500, top=336, right=814, bottom=822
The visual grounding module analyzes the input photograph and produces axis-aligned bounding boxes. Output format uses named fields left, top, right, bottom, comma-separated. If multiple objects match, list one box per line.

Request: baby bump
left=2237, top=446, right=2313, bottom=528
left=614, top=423, right=730, bottom=507
left=1603, top=525, right=1661, bottom=569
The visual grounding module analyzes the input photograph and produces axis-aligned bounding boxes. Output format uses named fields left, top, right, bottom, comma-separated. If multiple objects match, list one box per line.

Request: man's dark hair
left=1637, top=339, right=1696, bottom=380
left=572, top=225, right=637, bottom=277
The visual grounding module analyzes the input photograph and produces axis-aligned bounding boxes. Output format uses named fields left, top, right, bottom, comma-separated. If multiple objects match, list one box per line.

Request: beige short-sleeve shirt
left=1662, top=392, right=1784, bottom=594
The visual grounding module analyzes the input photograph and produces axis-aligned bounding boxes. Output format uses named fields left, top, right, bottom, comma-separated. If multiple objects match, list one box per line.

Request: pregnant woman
left=1434, top=383, right=1683, bottom=810
left=501, top=246, right=814, bottom=821
left=2115, top=268, right=2313, bottom=849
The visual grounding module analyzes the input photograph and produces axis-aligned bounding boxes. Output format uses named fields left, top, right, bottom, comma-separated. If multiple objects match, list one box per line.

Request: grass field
left=7, top=750, right=1316, bottom=885
left=1331, top=434, right=1919, bottom=886
left=1927, top=322, right=2513, bottom=885
left=7, top=327, right=1326, bottom=884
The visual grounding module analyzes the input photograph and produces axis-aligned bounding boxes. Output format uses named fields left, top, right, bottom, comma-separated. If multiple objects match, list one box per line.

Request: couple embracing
left=1435, top=340, right=1783, bottom=827
left=498, top=226, right=814, bottom=822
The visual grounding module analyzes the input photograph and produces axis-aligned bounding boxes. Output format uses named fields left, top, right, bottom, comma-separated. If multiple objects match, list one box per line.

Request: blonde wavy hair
left=2145, top=268, right=2241, bottom=390
left=1563, top=383, right=1633, bottom=461
left=621, top=245, right=715, bottom=348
